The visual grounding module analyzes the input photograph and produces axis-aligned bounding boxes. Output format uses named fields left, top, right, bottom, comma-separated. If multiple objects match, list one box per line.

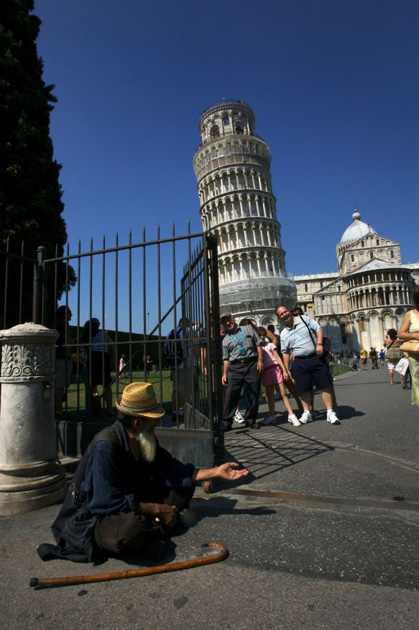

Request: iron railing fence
left=1, top=225, right=222, bottom=464
left=1, top=237, right=37, bottom=329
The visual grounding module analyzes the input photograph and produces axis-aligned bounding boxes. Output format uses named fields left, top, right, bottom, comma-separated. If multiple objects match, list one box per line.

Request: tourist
left=398, top=288, right=419, bottom=406
left=221, top=314, right=264, bottom=431
left=81, top=318, right=116, bottom=415
left=276, top=305, right=340, bottom=425
left=256, top=326, right=300, bottom=426
left=384, top=329, right=404, bottom=385
left=360, top=347, right=368, bottom=370
left=369, top=347, right=379, bottom=369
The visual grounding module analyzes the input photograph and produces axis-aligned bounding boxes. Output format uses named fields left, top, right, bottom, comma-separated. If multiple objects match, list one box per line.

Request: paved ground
left=1, top=367, right=418, bottom=629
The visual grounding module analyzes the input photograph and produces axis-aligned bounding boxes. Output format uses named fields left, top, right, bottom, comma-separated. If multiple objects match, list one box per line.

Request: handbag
left=400, top=340, right=419, bottom=354
left=385, top=340, right=404, bottom=362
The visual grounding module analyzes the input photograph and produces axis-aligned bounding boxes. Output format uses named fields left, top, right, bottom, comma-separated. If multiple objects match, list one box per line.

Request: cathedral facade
left=193, top=101, right=417, bottom=351
left=294, top=209, right=419, bottom=352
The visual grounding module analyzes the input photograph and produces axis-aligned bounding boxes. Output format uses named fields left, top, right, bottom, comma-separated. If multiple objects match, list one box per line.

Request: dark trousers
left=223, top=359, right=261, bottom=426
left=93, top=486, right=194, bottom=556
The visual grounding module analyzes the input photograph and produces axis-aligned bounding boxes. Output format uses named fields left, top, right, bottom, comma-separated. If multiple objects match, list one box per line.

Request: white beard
left=137, top=427, right=157, bottom=463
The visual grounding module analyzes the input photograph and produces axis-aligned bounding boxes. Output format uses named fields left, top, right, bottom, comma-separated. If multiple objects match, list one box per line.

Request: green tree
left=0, top=0, right=74, bottom=327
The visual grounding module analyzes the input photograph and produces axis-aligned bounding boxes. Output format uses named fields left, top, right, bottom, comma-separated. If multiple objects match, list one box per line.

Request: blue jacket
left=51, top=421, right=195, bottom=562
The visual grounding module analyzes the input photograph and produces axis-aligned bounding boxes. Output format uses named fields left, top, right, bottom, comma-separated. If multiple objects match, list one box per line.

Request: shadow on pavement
left=219, top=426, right=335, bottom=483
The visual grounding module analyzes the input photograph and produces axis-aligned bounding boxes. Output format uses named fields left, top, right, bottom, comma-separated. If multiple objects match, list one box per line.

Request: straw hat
left=116, top=382, right=165, bottom=418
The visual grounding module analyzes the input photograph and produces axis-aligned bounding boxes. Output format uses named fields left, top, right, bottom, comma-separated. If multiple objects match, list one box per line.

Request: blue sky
left=35, top=0, right=418, bottom=282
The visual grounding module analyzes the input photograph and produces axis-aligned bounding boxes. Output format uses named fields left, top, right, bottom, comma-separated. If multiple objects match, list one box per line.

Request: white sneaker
left=288, top=414, right=301, bottom=427
left=234, top=411, right=245, bottom=424
left=327, top=410, right=340, bottom=425
left=261, top=414, right=276, bottom=426
left=299, top=410, right=313, bottom=424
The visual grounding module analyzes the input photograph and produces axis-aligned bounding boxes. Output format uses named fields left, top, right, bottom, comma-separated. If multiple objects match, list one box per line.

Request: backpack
left=164, top=328, right=183, bottom=367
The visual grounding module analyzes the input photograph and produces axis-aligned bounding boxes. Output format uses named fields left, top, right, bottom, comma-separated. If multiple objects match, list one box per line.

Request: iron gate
left=1, top=227, right=224, bottom=466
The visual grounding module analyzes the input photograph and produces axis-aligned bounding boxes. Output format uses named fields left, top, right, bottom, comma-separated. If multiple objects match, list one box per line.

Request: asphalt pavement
left=1, top=366, right=418, bottom=630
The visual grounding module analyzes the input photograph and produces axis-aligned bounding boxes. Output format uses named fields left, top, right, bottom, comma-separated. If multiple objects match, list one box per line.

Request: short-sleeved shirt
left=280, top=316, right=321, bottom=357
left=261, top=341, right=279, bottom=367
left=222, top=325, right=262, bottom=362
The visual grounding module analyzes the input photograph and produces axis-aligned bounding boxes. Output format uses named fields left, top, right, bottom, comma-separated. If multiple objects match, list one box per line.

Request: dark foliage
left=0, top=0, right=75, bottom=327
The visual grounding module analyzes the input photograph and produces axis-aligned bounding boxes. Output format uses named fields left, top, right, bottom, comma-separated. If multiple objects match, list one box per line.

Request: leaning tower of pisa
left=193, top=99, right=296, bottom=325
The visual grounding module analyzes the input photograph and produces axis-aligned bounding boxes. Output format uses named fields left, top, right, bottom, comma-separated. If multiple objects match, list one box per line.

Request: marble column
left=0, top=323, right=67, bottom=515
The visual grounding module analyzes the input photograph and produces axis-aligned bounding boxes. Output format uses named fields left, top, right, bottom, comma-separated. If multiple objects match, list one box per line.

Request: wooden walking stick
left=29, top=542, right=228, bottom=589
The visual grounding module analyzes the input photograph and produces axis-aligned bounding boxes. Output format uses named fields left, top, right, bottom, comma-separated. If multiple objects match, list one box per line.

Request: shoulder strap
left=300, top=316, right=318, bottom=350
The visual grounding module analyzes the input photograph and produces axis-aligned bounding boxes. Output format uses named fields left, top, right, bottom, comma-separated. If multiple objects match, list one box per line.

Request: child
left=256, top=327, right=301, bottom=427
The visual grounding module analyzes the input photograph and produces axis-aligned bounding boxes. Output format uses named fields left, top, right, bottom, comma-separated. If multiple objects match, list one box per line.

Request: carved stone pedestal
left=0, top=323, right=67, bottom=515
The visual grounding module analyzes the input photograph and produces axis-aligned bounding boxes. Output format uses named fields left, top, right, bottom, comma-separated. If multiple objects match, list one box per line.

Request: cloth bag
left=385, top=344, right=404, bottom=362
left=394, top=357, right=409, bottom=376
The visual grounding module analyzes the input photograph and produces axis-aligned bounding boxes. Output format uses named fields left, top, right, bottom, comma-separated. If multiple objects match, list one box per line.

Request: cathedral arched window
left=351, top=255, right=354, bottom=262
left=223, top=117, right=229, bottom=126
left=390, top=249, right=394, bottom=258
left=370, top=252, right=374, bottom=259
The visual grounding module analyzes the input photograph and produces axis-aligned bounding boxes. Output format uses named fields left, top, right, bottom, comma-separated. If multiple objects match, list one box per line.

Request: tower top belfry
left=193, top=100, right=296, bottom=326
left=198, top=99, right=256, bottom=141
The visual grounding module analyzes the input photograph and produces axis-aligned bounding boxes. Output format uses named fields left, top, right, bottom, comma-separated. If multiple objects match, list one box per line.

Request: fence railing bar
left=128, top=230, right=133, bottom=380
left=142, top=227, right=147, bottom=380
left=3, top=237, right=10, bottom=327
left=42, top=232, right=205, bottom=264
left=101, top=235, right=106, bottom=412
left=115, top=232, right=120, bottom=399
left=156, top=224, right=163, bottom=408
left=76, top=240, right=82, bottom=411
left=18, top=241, right=24, bottom=324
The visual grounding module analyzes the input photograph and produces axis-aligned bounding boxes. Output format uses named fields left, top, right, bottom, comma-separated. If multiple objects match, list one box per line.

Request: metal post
left=33, top=246, right=46, bottom=324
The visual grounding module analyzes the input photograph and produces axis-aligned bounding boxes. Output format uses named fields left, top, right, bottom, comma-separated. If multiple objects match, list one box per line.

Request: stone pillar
left=0, top=323, right=67, bottom=515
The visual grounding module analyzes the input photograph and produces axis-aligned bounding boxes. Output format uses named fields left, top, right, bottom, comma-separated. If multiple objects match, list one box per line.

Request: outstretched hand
left=216, top=462, right=249, bottom=481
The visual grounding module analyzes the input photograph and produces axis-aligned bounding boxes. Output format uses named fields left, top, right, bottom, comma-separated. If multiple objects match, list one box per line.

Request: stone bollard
left=0, top=323, right=67, bottom=515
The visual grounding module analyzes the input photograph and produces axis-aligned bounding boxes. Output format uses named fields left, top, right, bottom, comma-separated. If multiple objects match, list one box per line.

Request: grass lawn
left=331, top=364, right=350, bottom=376
left=64, top=370, right=174, bottom=420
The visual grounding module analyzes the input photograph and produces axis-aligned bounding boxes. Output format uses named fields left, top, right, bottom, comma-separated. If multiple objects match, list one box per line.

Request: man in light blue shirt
left=277, top=305, right=340, bottom=425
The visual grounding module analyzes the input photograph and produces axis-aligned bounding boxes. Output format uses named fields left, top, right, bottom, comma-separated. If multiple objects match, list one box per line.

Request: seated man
left=39, top=382, right=248, bottom=563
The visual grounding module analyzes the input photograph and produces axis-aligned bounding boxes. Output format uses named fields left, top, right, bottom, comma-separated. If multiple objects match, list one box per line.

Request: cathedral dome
left=339, top=209, right=377, bottom=244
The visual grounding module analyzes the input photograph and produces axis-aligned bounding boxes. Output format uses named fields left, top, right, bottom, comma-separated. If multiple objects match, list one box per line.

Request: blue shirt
left=280, top=316, right=322, bottom=357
